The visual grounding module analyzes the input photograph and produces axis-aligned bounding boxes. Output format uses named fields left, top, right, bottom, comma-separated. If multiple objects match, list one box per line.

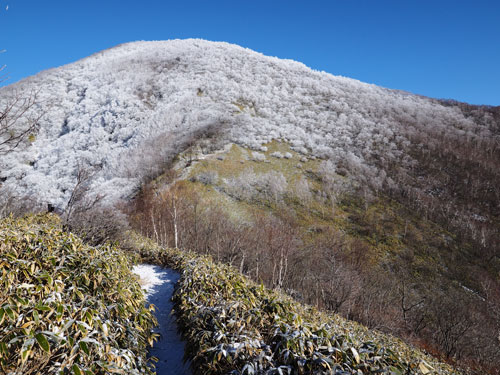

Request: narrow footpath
left=132, top=264, right=191, bottom=375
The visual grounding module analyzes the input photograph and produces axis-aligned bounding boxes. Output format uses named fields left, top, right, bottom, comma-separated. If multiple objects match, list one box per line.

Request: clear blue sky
left=1, top=0, right=499, bottom=105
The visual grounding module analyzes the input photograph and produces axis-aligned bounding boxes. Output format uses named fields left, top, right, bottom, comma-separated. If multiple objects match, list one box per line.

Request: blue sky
left=0, top=0, right=499, bottom=105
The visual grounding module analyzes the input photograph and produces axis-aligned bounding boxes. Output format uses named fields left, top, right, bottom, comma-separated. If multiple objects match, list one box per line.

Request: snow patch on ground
left=132, top=264, right=191, bottom=374
left=132, top=263, right=169, bottom=296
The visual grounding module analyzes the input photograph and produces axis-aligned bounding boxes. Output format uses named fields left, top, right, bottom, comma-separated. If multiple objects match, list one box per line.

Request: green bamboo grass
left=0, top=215, right=157, bottom=375
left=133, top=236, right=460, bottom=375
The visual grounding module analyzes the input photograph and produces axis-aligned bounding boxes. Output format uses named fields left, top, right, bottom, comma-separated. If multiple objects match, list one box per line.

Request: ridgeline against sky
left=1, top=39, right=497, bottom=209
left=0, top=0, right=499, bottom=105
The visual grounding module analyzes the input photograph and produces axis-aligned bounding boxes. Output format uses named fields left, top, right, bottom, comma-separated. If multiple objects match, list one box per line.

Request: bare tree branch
left=0, top=89, right=43, bottom=154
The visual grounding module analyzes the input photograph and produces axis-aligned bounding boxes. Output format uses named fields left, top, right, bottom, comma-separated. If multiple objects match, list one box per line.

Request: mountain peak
left=0, top=39, right=494, bottom=209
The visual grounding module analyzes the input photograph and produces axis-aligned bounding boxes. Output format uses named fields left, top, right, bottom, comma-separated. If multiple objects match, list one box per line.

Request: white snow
left=132, top=264, right=191, bottom=374
left=0, top=39, right=491, bottom=209
left=132, top=263, right=170, bottom=297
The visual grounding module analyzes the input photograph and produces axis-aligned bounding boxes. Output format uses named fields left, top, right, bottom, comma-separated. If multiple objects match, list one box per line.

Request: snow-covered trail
left=132, top=264, right=191, bottom=375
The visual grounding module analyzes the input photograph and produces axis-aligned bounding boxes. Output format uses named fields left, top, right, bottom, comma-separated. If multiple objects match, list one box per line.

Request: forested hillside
left=1, top=39, right=498, bottom=373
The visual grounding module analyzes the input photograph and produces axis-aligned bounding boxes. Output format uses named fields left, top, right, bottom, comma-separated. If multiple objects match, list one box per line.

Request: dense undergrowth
left=0, top=212, right=464, bottom=375
left=130, top=141, right=499, bottom=373
left=131, top=235, right=460, bottom=375
left=0, top=214, right=156, bottom=375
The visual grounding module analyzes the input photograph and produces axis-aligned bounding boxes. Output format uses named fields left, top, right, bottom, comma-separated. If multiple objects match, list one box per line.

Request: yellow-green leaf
left=35, top=333, right=50, bottom=353
left=5, top=306, right=15, bottom=321
left=21, top=338, right=34, bottom=363
left=21, top=321, right=35, bottom=329
left=73, top=364, right=82, bottom=375
left=0, top=341, right=7, bottom=355
left=33, top=310, right=40, bottom=323
left=79, top=341, right=90, bottom=355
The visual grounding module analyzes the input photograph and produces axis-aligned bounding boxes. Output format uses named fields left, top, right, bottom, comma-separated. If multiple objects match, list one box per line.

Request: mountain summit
left=1, top=39, right=497, bottom=209
left=2, top=40, right=499, bottom=373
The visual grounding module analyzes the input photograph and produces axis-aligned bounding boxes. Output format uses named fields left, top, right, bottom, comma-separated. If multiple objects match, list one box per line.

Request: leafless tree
left=60, top=163, right=128, bottom=244
left=63, top=164, right=104, bottom=224
left=1, top=59, right=42, bottom=154
left=0, top=59, right=44, bottom=217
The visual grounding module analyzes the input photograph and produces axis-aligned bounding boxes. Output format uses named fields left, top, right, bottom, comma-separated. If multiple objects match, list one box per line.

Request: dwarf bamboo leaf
left=72, top=364, right=82, bottom=375
left=35, top=332, right=50, bottom=353
left=21, top=338, right=35, bottom=363
left=79, top=341, right=90, bottom=356
left=4, top=306, right=15, bottom=321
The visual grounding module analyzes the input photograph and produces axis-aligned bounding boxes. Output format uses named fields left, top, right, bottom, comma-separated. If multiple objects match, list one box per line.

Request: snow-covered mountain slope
left=0, top=39, right=495, bottom=208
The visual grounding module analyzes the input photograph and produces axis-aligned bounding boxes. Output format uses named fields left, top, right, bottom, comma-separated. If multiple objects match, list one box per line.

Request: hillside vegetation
left=1, top=39, right=499, bottom=374
left=0, top=214, right=156, bottom=375
left=0, top=214, right=463, bottom=375
left=0, top=40, right=498, bottom=216
left=130, top=233, right=459, bottom=375
left=130, top=140, right=499, bottom=374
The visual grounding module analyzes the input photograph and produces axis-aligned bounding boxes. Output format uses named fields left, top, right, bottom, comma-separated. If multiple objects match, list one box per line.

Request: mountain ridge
left=1, top=39, right=496, bottom=210
left=1, top=39, right=499, bottom=373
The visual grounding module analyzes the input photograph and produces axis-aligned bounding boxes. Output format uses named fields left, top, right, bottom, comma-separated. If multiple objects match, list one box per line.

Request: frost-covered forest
left=1, top=39, right=500, bottom=374
left=0, top=39, right=497, bottom=210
